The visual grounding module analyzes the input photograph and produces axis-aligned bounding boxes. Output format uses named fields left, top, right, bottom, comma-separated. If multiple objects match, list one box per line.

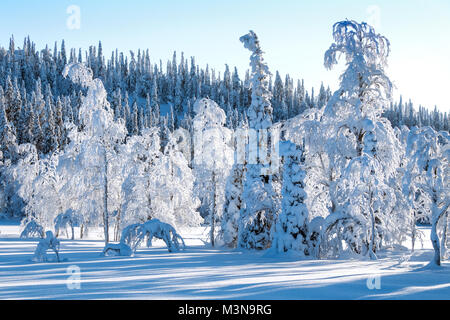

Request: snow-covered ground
left=0, top=221, right=449, bottom=300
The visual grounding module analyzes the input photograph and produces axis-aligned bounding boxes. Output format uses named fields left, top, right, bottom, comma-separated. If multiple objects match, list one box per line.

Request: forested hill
left=0, top=36, right=448, bottom=158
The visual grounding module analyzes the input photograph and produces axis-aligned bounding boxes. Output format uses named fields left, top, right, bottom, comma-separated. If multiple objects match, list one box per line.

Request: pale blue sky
left=0, top=0, right=449, bottom=112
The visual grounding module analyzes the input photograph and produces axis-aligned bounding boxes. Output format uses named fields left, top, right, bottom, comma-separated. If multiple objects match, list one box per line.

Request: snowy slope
left=0, top=222, right=449, bottom=300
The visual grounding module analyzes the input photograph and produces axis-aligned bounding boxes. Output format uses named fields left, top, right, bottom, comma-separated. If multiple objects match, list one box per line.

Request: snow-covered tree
left=21, top=153, right=65, bottom=230
left=32, top=231, right=60, bottom=262
left=317, top=21, right=405, bottom=258
left=0, top=151, right=5, bottom=217
left=283, top=108, right=332, bottom=220
left=121, top=127, right=200, bottom=231
left=0, top=87, right=18, bottom=161
left=239, top=31, right=273, bottom=130
left=157, top=134, right=201, bottom=228
left=395, top=125, right=425, bottom=252
left=324, top=20, right=392, bottom=123
left=219, top=119, right=248, bottom=248
left=103, top=219, right=186, bottom=256
left=61, top=63, right=127, bottom=244
left=220, top=164, right=245, bottom=248
left=20, top=219, right=45, bottom=239
left=238, top=31, right=280, bottom=250
left=272, top=141, right=309, bottom=255
left=7, top=144, right=39, bottom=218
left=192, top=98, right=233, bottom=246
left=54, top=209, right=83, bottom=240
left=404, top=127, right=449, bottom=266
left=120, top=128, right=163, bottom=227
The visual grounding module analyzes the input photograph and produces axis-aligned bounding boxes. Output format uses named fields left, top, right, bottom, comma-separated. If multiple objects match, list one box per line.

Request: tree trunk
left=367, top=190, right=377, bottom=260
left=431, top=219, right=441, bottom=266
left=411, top=215, right=416, bottom=253
left=103, top=145, right=109, bottom=245
left=440, top=212, right=448, bottom=261
left=210, top=171, right=216, bottom=247
left=430, top=201, right=446, bottom=266
left=114, top=210, right=121, bottom=242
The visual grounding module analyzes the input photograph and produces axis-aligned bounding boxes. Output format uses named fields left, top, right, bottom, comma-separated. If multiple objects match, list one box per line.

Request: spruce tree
left=273, top=141, right=309, bottom=255
left=238, top=31, right=279, bottom=250
left=0, top=87, right=17, bottom=160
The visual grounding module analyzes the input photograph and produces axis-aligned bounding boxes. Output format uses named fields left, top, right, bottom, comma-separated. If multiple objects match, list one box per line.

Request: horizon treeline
left=0, top=36, right=448, bottom=159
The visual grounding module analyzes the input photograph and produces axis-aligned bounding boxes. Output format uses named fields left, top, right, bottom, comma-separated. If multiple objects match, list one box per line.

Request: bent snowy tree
left=32, top=231, right=61, bottom=262
left=20, top=219, right=45, bottom=239
left=103, top=219, right=186, bottom=256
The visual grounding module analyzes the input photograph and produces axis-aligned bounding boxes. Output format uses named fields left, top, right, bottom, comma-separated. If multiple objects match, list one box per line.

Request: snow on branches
left=192, top=98, right=233, bottom=246
left=291, top=20, right=408, bottom=259
left=239, top=31, right=273, bottom=130
left=324, top=20, right=392, bottom=120
left=272, top=141, right=310, bottom=256
left=120, top=128, right=201, bottom=231
left=62, top=63, right=127, bottom=244
left=54, top=209, right=83, bottom=240
left=20, top=219, right=44, bottom=239
left=238, top=31, right=280, bottom=250
left=404, top=126, right=449, bottom=265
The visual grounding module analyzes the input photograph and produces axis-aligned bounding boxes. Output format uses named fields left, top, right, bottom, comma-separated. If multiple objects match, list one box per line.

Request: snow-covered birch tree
left=62, top=63, right=127, bottom=244
left=192, top=98, right=233, bottom=246
left=319, top=20, right=405, bottom=258
left=120, top=128, right=163, bottom=227
left=404, top=127, right=449, bottom=266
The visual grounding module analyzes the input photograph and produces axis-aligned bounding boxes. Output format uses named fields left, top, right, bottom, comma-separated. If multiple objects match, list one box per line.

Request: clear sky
left=0, top=0, right=449, bottom=112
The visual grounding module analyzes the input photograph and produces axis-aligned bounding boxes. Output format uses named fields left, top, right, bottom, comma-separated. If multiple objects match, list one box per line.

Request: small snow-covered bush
left=20, top=219, right=45, bottom=239
left=32, top=231, right=60, bottom=262
left=102, top=242, right=133, bottom=257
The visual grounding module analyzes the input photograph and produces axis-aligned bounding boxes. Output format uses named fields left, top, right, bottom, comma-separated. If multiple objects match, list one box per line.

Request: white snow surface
left=0, top=221, right=448, bottom=300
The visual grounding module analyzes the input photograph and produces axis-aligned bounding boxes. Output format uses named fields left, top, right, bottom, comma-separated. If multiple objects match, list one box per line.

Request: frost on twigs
left=20, top=219, right=44, bottom=239
left=324, top=20, right=390, bottom=71
left=324, top=20, right=392, bottom=120
left=32, top=231, right=61, bottom=262
left=102, top=219, right=186, bottom=256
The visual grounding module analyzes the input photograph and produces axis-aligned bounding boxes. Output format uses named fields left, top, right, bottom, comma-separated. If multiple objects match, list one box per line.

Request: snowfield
left=0, top=222, right=448, bottom=300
